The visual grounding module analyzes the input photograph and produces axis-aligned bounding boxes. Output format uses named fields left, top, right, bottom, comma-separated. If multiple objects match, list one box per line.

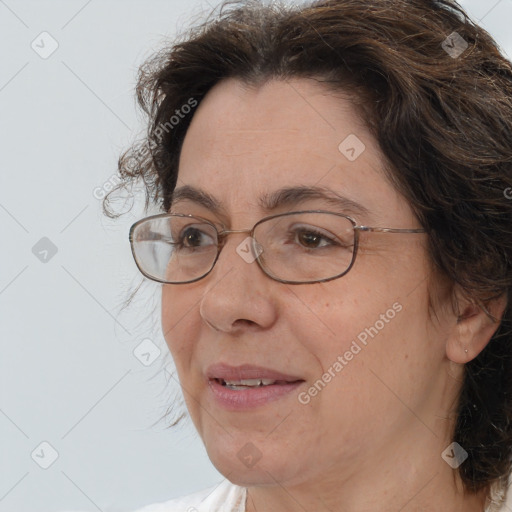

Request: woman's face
left=162, top=78, right=458, bottom=489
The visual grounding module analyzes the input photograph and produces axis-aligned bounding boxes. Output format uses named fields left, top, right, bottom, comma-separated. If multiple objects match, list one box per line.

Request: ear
left=445, top=287, right=508, bottom=364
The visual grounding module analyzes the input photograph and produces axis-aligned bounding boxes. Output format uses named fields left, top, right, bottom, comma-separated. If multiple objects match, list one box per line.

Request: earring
left=464, top=348, right=469, bottom=354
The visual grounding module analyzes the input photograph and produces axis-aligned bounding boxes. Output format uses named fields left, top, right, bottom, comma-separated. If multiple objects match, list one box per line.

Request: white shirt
left=132, top=477, right=512, bottom=512
left=132, top=480, right=246, bottom=512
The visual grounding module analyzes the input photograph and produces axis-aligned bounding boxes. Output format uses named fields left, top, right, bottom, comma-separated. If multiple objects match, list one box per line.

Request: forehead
left=177, top=78, right=412, bottom=224
left=180, top=77, right=368, bottom=170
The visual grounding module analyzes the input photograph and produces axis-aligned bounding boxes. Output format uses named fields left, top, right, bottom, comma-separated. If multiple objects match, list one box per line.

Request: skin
left=161, top=77, right=505, bottom=511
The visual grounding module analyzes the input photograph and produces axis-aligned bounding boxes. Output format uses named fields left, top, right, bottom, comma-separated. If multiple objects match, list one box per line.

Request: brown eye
left=182, top=228, right=203, bottom=246
left=178, top=226, right=215, bottom=249
left=297, top=230, right=325, bottom=248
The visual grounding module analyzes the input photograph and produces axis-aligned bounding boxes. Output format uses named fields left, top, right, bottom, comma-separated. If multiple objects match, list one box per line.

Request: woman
left=108, top=0, right=512, bottom=510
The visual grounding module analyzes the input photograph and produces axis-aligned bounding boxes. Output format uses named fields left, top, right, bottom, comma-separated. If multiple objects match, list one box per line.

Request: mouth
left=206, top=363, right=305, bottom=409
left=214, top=377, right=301, bottom=390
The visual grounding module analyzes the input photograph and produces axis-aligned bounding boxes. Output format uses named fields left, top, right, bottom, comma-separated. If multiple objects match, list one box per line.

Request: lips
left=206, top=363, right=305, bottom=409
left=206, top=363, right=304, bottom=384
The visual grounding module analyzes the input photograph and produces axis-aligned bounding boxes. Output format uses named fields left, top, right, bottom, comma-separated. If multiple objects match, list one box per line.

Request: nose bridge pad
left=217, top=228, right=252, bottom=249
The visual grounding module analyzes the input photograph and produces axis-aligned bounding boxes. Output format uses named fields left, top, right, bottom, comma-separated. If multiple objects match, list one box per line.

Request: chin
left=204, top=432, right=304, bottom=487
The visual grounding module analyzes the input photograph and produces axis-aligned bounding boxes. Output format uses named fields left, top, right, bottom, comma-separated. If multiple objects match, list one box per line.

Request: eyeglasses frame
left=128, top=210, right=427, bottom=285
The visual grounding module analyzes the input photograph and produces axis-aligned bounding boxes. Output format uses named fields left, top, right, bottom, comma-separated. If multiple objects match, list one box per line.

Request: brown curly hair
left=105, top=0, right=512, bottom=497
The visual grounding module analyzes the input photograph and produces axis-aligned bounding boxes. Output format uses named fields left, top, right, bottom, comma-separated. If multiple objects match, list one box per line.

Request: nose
left=199, top=232, right=278, bottom=334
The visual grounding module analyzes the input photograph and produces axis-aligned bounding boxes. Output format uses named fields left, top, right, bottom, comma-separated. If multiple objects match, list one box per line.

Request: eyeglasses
left=128, top=210, right=426, bottom=285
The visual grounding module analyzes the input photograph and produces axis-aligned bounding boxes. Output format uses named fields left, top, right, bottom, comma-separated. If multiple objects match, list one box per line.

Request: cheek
left=161, top=288, right=208, bottom=427
left=290, top=264, right=434, bottom=401
left=161, top=287, right=199, bottom=369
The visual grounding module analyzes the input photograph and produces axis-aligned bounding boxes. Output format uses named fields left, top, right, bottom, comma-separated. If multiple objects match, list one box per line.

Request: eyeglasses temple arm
left=355, top=226, right=426, bottom=233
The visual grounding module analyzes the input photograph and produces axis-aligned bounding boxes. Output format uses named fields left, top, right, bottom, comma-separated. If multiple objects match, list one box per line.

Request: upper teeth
left=223, top=378, right=276, bottom=387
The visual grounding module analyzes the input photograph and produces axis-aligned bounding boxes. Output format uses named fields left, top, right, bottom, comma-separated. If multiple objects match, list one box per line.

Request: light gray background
left=1, top=1, right=511, bottom=511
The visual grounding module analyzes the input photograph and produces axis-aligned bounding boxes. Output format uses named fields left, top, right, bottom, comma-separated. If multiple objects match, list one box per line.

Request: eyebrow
left=170, top=184, right=370, bottom=218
